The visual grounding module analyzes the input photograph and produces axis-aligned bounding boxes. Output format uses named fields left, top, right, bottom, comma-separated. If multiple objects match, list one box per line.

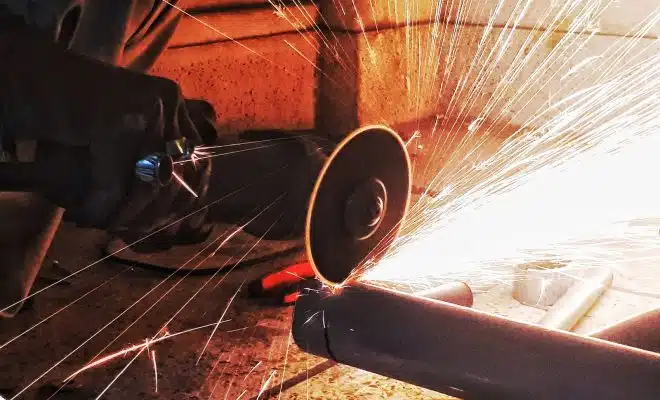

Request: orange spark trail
left=65, top=321, right=229, bottom=382
left=151, top=350, right=158, bottom=393
left=173, top=171, right=199, bottom=198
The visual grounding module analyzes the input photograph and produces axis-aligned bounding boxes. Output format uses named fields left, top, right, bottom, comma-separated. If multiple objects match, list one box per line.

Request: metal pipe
left=538, top=267, right=613, bottom=331
left=412, top=281, right=473, bottom=307
left=293, top=280, right=660, bottom=400
left=251, top=282, right=473, bottom=399
left=590, top=308, right=660, bottom=353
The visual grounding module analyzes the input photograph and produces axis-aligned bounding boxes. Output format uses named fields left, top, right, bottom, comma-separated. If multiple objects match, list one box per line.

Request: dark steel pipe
left=590, top=308, right=660, bottom=353
left=293, top=280, right=660, bottom=400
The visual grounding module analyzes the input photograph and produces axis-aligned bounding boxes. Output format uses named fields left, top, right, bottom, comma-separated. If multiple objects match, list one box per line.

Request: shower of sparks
left=362, top=51, right=660, bottom=292
left=126, top=0, right=660, bottom=396
left=560, top=55, right=604, bottom=82
left=151, top=350, right=158, bottom=393
left=2, top=0, right=660, bottom=398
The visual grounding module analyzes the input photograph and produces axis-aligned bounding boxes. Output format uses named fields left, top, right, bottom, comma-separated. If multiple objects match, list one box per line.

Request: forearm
left=0, top=7, right=186, bottom=148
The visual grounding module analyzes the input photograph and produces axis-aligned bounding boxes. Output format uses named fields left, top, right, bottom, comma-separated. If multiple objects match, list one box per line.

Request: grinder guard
left=305, top=125, right=412, bottom=286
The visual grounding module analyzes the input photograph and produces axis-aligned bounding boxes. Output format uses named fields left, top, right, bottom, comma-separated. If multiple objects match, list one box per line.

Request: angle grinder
left=305, top=125, right=412, bottom=286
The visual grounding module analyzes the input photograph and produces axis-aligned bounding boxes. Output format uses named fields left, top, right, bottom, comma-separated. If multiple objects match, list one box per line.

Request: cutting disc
left=306, top=125, right=411, bottom=286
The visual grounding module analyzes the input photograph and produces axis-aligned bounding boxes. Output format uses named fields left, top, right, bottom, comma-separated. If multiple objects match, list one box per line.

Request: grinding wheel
left=306, top=125, right=411, bottom=286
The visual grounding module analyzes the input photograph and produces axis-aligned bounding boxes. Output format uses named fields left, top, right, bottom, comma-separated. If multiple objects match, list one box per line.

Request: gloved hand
left=0, top=14, right=215, bottom=236
left=104, top=100, right=217, bottom=240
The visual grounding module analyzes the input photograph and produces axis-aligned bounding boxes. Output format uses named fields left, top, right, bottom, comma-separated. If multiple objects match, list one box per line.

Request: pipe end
left=292, top=280, right=334, bottom=360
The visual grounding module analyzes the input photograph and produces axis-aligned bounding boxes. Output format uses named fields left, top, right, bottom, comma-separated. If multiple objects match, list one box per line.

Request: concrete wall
left=153, top=1, right=321, bottom=134
left=315, top=0, right=660, bottom=141
left=153, top=31, right=319, bottom=135
left=154, top=0, right=660, bottom=142
left=306, top=0, right=660, bottom=192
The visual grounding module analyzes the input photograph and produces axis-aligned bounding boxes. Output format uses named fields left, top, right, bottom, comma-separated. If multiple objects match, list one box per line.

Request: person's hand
left=1, top=18, right=216, bottom=234
left=108, top=102, right=217, bottom=239
left=32, top=77, right=215, bottom=237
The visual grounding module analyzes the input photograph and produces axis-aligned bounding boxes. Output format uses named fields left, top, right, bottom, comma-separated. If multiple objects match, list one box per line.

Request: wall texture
left=153, top=0, right=321, bottom=134
left=155, top=0, right=660, bottom=141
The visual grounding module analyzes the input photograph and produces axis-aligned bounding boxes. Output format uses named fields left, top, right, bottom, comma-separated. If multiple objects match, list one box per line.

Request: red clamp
left=248, top=261, right=315, bottom=305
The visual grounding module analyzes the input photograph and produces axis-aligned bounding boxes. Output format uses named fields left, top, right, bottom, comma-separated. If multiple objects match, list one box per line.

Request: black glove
left=0, top=14, right=214, bottom=235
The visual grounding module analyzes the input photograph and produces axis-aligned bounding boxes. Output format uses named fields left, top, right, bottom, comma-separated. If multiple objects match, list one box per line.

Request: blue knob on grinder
left=135, top=153, right=173, bottom=186
left=134, top=138, right=196, bottom=186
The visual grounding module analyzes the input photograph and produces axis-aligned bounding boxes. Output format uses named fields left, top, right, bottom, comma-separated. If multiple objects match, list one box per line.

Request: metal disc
left=305, top=125, right=411, bottom=286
